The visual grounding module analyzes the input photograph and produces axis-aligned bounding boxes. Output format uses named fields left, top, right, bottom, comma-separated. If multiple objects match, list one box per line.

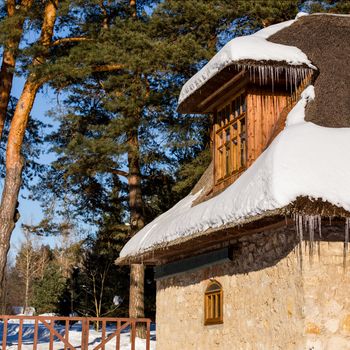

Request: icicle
left=294, top=214, right=303, bottom=271
left=345, top=218, right=349, bottom=250
left=293, top=214, right=322, bottom=265
left=298, top=214, right=303, bottom=244
left=295, top=68, right=298, bottom=92
left=263, top=66, right=265, bottom=85
left=274, top=66, right=277, bottom=88
left=316, top=215, right=322, bottom=261
left=270, top=66, right=274, bottom=92
left=245, top=65, right=312, bottom=96
left=285, top=68, right=288, bottom=91
left=343, top=218, right=350, bottom=269
left=255, top=66, right=258, bottom=84
left=308, top=215, right=314, bottom=262
left=249, top=66, right=256, bottom=84
left=317, top=215, right=322, bottom=238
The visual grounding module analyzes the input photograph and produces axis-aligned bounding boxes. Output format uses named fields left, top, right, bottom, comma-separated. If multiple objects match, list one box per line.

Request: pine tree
left=0, top=0, right=130, bottom=300
left=31, top=261, right=66, bottom=314
left=304, top=0, right=350, bottom=13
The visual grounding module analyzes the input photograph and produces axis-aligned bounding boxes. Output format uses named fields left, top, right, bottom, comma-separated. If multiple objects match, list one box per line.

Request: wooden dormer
left=201, top=66, right=313, bottom=194
left=212, top=80, right=293, bottom=193
left=178, top=63, right=314, bottom=196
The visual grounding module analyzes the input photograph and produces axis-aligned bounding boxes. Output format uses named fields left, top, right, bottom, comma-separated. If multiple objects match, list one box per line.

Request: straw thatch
left=269, top=14, right=350, bottom=127
left=191, top=161, right=213, bottom=195
left=185, top=14, right=350, bottom=207
left=118, top=15, right=350, bottom=264
left=178, top=14, right=350, bottom=124
left=284, top=196, right=350, bottom=218
left=117, top=196, right=350, bottom=265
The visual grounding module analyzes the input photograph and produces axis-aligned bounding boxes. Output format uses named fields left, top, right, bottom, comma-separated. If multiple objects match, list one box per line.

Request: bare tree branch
left=51, top=37, right=92, bottom=47
left=110, top=169, right=129, bottom=178
left=92, top=64, right=125, bottom=72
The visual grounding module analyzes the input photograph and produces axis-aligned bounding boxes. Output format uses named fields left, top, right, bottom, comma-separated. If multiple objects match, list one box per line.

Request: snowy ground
left=0, top=321, right=156, bottom=350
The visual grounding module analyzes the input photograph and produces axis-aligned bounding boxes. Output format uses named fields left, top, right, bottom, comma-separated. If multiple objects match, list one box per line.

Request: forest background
left=0, top=0, right=349, bottom=322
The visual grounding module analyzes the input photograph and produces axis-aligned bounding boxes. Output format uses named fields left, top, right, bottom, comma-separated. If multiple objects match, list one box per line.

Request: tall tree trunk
left=130, top=0, right=137, bottom=18
left=0, top=49, right=15, bottom=139
left=127, top=128, right=146, bottom=338
left=127, top=1, right=144, bottom=335
left=0, top=158, right=24, bottom=300
left=1, top=270, right=8, bottom=314
left=0, top=0, right=58, bottom=305
left=0, top=80, right=38, bottom=303
left=0, top=0, right=33, bottom=139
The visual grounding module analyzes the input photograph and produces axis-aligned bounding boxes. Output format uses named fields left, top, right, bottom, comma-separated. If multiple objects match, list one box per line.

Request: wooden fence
left=0, top=315, right=152, bottom=350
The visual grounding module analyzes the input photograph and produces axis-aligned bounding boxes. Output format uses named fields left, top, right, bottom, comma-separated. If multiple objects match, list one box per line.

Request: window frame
left=214, top=93, right=247, bottom=184
left=204, top=280, right=223, bottom=326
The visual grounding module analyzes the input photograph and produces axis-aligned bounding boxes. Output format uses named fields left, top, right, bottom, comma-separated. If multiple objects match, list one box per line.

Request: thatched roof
left=191, top=14, right=350, bottom=205
left=118, top=102, right=350, bottom=263
left=117, top=210, right=285, bottom=265
left=117, top=196, right=350, bottom=265
left=117, top=14, right=350, bottom=265
left=177, top=62, right=312, bottom=114
left=269, top=14, right=350, bottom=127
left=178, top=14, right=350, bottom=126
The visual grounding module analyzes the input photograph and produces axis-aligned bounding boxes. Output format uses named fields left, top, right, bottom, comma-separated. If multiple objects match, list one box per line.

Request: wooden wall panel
left=212, top=89, right=292, bottom=194
left=246, top=91, right=291, bottom=167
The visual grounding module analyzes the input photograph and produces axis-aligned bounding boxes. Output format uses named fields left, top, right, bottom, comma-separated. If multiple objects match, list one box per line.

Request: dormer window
left=177, top=61, right=313, bottom=195
left=213, top=82, right=297, bottom=193
left=215, top=94, right=247, bottom=182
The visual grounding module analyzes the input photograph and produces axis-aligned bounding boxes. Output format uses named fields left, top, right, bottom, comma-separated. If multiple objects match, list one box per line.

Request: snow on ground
left=120, top=85, right=350, bottom=258
left=178, top=13, right=315, bottom=106
left=0, top=321, right=156, bottom=350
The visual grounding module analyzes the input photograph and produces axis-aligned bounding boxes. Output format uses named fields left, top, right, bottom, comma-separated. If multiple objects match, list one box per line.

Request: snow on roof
left=120, top=86, right=350, bottom=259
left=178, top=13, right=316, bottom=107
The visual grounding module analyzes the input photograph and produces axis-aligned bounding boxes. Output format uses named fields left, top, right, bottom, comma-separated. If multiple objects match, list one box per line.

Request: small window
left=204, top=281, right=223, bottom=325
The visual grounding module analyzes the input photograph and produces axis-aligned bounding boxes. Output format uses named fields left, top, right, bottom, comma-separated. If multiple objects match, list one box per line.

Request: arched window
left=204, top=280, right=223, bottom=325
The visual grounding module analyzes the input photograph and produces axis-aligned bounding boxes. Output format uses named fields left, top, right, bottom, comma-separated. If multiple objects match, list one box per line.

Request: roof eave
left=116, top=196, right=350, bottom=266
left=116, top=210, right=285, bottom=265
left=177, top=60, right=316, bottom=114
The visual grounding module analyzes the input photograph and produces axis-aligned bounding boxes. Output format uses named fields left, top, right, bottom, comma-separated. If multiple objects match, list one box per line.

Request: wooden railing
left=0, top=315, right=152, bottom=350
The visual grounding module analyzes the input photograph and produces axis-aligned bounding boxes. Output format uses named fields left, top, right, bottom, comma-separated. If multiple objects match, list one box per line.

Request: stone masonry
left=156, top=222, right=350, bottom=350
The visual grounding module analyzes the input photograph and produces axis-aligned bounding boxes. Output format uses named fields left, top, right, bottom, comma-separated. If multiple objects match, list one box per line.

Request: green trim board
left=154, top=247, right=233, bottom=279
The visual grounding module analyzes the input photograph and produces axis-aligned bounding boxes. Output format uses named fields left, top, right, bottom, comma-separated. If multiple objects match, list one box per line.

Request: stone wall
left=156, top=223, right=350, bottom=350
